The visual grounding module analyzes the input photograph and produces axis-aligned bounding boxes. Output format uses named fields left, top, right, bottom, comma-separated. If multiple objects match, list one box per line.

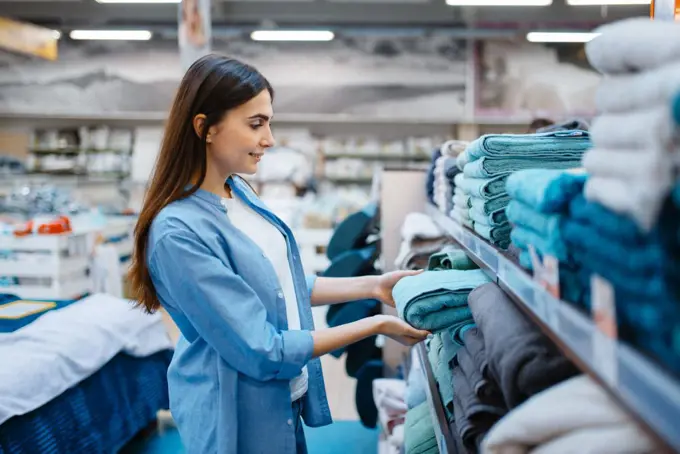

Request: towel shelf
left=425, top=202, right=680, bottom=453
left=415, top=342, right=457, bottom=454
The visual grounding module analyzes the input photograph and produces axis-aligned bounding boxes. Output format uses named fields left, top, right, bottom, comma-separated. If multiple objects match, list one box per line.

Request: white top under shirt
left=222, top=195, right=308, bottom=401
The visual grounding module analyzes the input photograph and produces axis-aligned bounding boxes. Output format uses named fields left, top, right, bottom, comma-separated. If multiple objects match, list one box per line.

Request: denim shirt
left=147, top=176, right=332, bottom=454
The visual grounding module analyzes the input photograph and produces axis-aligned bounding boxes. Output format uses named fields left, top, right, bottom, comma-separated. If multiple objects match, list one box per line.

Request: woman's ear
left=192, top=114, right=207, bottom=140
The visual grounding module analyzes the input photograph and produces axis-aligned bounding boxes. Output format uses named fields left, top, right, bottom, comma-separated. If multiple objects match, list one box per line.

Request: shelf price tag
left=528, top=245, right=561, bottom=330
left=592, top=275, right=618, bottom=387
left=477, top=241, right=499, bottom=273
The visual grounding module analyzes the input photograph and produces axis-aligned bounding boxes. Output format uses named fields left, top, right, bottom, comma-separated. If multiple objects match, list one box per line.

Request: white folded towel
left=590, top=106, right=674, bottom=150
left=482, top=375, right=659, bottom=454
left=584, top=175, right=672, bottom=231
left=453, top=192, right=471, bottom=209
left=582, top=147, right=668, bottom=180
left=456, top=149, right=470, bottom=171
left=450, top=209, right=473, bottom=229
left=454, top=172, right=465, bottom=187
left=441, top=140, right=469, bottom=157
left=586, top=17, right=680, bottom=74
left=596, top=62, right=680, bottom=113
left=454, top=186, right=467, bottom=198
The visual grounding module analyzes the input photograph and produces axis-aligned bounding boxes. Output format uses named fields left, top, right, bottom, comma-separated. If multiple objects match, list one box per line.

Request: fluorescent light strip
left=250, top=30, right=335, bottom=42
left=96, top=0, right=180, bottom=3
left=446, top=0, right=551, bottom=5
left=52, top=30, right=62, bottom=40
left=527, top=31, right=601, bottom=43
left=567, top=0, right=649, bottom=4
left=69, top=30, right=153, bottom=40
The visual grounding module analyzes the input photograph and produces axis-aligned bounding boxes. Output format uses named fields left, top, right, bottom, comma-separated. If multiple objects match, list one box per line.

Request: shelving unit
left=424, top=203, right=680, bottom=452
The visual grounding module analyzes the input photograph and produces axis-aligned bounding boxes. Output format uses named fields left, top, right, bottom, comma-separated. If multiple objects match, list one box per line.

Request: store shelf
left=2, top=276, right=91, bottom=300
left=324, top=153, right=431, bottom=162
left=415, top=342, right=456, bottom=454
left=0, top=256, right=89, bottom=278
left=29, top=148, right=131, bottom=155
left=424, top=203, right=680, bottom=452
left=325, top=176, right=374, bottom=185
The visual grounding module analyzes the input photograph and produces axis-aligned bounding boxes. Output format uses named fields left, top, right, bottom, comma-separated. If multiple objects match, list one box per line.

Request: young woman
left=129, top=54, right=429, bottom=454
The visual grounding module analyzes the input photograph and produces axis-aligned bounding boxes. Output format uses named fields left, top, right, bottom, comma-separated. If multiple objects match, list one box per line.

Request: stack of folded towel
left=457, top=131, right=591, bottom=248
left=563, top=194, right=680, bottom=374
left=427, top=245, right=477, bottom=272
left=433, top=140, right=467, bottom=213
left=451, top=173, right=473, bottom=229
left=404, top=402, right=438, bottom=454
left=393, top=269, right=490, bottom=334
left=583, top=18, right=680, bottom=232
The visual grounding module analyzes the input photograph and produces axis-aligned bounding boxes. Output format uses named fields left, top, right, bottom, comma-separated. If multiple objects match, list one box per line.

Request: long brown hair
left=130, top=54, right=273, bottom=313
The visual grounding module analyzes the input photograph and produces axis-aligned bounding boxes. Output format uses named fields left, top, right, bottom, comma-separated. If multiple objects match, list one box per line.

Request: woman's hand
left=374, top=314, right=430, bottom=346
left=373, top=270, right=424, bottom=308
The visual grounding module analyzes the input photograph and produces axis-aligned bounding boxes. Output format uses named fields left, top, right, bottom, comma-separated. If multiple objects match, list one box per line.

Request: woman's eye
left=250, top=122, right=263, bottom=130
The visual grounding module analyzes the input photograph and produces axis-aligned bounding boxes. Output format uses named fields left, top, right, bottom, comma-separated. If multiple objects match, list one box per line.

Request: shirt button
left=261, top=252, right=267, bottom=258
left=277, top=292, right=284, bottom=299
left=287, top=419, right=293, bottom=426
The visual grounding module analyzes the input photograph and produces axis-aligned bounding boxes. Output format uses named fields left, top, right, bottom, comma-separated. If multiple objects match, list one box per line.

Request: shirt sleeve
left=149, top=230, right=314, bottom=381
left=305, top=274, right=317, bottom=299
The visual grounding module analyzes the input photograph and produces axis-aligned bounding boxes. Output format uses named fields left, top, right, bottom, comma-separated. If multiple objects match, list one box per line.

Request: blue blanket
left=506, top=169, right=587, bottom=213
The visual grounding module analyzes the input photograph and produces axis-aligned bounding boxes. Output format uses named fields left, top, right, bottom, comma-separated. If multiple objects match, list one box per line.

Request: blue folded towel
left=463, top=158, right=584, bottom=179
left=506, top=200, right=562, bottom=238
left=470, top=194, right=510, bottom=215
left=393, top=270, right=491, bottom=332
left=506, top=169, right=587, bottom=213
left=569, top=195, right=646, bottom=245
left=470, top=203, right=507, bottom=227
left=474, top=222, right=512, bottom=249
left=465, top=130, right=592, bottom=161
left=510, top=225, right=568, bottom=263
left=458, top=174, right=508, bottom=200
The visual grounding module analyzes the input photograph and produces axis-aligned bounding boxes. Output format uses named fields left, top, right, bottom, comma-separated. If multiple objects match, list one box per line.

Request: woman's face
left=206, top=89, right=275, bottom=176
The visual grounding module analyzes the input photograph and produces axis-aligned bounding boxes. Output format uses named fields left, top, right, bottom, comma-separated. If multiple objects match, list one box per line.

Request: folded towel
left=454, top=172, right=465, bottom=188
left=428, top=246, right=478, bottom=271
left=474, top=222, right=512, bottom=249
left=458, top=174, right=508, bottom=200
left=470, top=194, right=510, bottom=216
left=436, top=333, right=457, bottom=420
left=586, top=17, right=680, bottom=74
left=582, top=147, right=667, bottom=181
left=393, top=270, right=491, bottom=332
left=468, top=283, right=579, bottom=409
left=469, top=203, right=507, bottom=227
left=482, top=375, right=659, bottom=454
left=404, top=402, right=438, bottom=454
left=595, top=61, right=680, bottom=113
left=445, top=160, right=461, bottom=182
left=505, top=169, right=587, bottom=213
left=590, top=106, right=675, bottom=150
left=442, top=140, right=469, bottom=157
left=510, top=225, right=568, bottom=263
left=506, top=200, right=562, bottom=239
left=584, top=175, right=671, bottom=231
left=463, top=156, right=584, bottom=179
left=453, top=203, right=471, bottom=220
left=465, top=131, right=591, bottom=162
left=406, top=349, right=428, bottom=410
left=456, top=331, right=502, bottom=401
left=453, top=192, right=471, bottom=210
left=569, top=195, right=647, bottom=245
left=457, top=150, right=470, bottom=172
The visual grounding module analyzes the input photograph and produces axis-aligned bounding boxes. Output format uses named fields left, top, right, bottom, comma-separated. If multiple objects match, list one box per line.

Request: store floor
left=127, top=307, right=379, bottom=453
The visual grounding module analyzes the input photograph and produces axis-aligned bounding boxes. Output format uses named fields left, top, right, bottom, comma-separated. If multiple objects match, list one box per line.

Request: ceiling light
left=567, top=0, right=649, bottom=4
left=250, top=30, right=335, bottom=41
left=96, top=0, right=180, bottom=3
left=446, top=0, right=552, bottom=5
left=69, top=30, right=153, bottom=41
left=52, top=30, right=62, bottom=40
left=527, top=31, right=601, bottom=43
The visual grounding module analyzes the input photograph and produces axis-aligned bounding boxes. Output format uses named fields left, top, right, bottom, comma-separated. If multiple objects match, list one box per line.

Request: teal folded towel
left=465, top=130, right=591, bottom=161
left=393, top=270, right=491, bottom=332
left=454, top=186, right=467, bottom=197
left=464, top=157, right=584, bottom=179
left=474, top=222, right=512, bottom=246
left=506, top=200, right=561, bottom=238
left=510, top=225, right=568, bottom=262
left=428, top=246, right=478, bottom=271
left=454, top=172, right=465, bottom=187
left=506, top=169, right=587, bottom=213
left=405, top=402, right=438, bottom=454
left=451, top=209, right=473, bottom=229
left=453, top=192, right=471, bottom=209
left=456, top=151, right=470, bottom=172
left=458, top=174, right=508, bottom=200
left=470, top=194, right=510, bottom=215
left=469, top=202, right=508, bottom=227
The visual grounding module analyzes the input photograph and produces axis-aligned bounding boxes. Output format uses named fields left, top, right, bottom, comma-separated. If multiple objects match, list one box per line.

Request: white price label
left=591, top=275, right=618, bottom=386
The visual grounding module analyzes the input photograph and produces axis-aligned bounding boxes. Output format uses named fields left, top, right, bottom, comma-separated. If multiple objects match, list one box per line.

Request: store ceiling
left=1, top=0, right=648, bottom=32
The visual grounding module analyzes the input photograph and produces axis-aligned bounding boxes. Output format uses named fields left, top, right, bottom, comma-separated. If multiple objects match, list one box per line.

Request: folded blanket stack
left=433, top=140, right=468, bottom=214
left=583, top=18, right=680, bottom=231
left=458, top=131, right=590, bottom=248
left=563, top=195, right=680, bottom=374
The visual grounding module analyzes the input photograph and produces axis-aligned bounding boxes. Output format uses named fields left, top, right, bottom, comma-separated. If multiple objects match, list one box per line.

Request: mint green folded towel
left=393, top=270, right=491, bottom=332
left=458, top=174, right=508, bottom=200
left=474, top=222, right=512, bottom=249
left=453, top=193, right=471, bottom=210
left=470, top=194, right=510, bottom=215
left=450, top=209, right=473, bottom=229
left=428, top=246, right=478, bottom=271
left=469, top=202, right=508, bottom=227
left=464, top=157, right=584, bottom=179
left=405, top=402, right=439, bottom=454
left=453, top=172, right=465, bottom=187
left=465, top=130, right=591, bottom=161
